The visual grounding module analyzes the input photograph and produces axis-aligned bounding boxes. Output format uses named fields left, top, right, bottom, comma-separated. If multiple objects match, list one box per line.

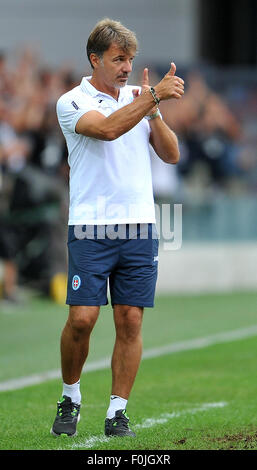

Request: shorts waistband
left=69, top=223, right=159, bottom=240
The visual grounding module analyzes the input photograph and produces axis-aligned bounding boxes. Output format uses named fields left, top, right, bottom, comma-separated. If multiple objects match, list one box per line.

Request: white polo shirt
left=56, top=76, right=156, bottom=225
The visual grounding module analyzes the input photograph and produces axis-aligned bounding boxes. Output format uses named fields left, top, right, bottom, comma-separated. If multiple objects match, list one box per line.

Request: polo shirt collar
left=80, top=76, right=99, bottom=97
left=80, top=76, right=126, bottom=101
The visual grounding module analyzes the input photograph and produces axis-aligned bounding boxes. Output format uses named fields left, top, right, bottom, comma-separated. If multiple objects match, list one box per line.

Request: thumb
left=142, top=67, right=149, bottom=86
left=168, top=62, right=176, bottom=76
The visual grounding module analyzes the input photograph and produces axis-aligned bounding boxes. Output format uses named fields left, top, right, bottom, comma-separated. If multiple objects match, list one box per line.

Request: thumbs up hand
left=154, top=62, right=184, bottom=101
left=132, top=61, right=184, bottom=108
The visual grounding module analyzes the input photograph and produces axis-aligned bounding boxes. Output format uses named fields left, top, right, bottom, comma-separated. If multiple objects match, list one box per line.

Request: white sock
left=62, top=380, right=81, bottom=405
left=106, top=395, right=128, bottom=419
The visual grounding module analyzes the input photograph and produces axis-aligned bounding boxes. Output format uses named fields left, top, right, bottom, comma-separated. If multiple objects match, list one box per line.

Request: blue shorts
left=66, top=224, right=159, bottom=308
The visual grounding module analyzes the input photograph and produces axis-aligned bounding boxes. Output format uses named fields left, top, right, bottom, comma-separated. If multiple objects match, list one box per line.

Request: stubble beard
left=114, top=81, right=127, bottom=89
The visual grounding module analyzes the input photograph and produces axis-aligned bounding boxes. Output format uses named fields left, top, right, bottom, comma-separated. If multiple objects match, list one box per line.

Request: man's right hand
left=155, top=62, right=184, bottom=101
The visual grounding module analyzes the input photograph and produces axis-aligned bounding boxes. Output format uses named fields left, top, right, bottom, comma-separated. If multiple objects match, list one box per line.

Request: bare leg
left=111, top=304, right=144, bottom=399
left=60, top=305, right=100, bottom=384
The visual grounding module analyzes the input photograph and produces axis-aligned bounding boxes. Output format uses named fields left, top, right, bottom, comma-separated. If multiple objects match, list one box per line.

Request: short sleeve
left=56, top=95, right=103, bottom=134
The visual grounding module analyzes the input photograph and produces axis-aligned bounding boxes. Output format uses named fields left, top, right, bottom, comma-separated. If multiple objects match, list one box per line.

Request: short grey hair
left=86, top=18, right=138, bottom=68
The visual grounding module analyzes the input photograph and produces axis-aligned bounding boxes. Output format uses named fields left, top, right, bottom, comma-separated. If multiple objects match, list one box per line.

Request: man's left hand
left=132, top=68, right=158, bottom=116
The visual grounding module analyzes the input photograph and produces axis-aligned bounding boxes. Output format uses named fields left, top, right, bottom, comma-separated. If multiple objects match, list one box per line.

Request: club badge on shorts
left=72, top=275, right=81, bottom=291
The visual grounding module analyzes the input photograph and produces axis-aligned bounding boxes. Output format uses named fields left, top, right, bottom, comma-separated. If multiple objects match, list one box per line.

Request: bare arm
left=149, top=117, right=179, bottom=164
left=75, top=90, right=156, bottom=141
left=75, top=62, right=184, bottom=142
left=143, top=64, right=182, bottom=164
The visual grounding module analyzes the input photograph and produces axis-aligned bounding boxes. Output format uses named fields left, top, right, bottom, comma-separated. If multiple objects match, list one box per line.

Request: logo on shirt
left=71, top=101, right=79, bottom=110
left=72, top=275, right=81, bottom=290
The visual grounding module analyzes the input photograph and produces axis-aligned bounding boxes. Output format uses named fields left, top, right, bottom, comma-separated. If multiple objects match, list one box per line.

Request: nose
left=122, top=60, right=132, bottom=74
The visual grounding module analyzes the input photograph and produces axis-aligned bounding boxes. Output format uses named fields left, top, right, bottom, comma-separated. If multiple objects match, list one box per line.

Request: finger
left=173, top=92, right=183, bottom=99
left=174, top=78, right=184, bottom=89
left=174, top=88, right=184, bottom=97
left=174, top=80, right=184, bottom=89
left=168, top=62, right=176, bottom=76
left=175, top=83, right=184, bottom=92
left=175, top=84, right=184, bottom=93
left=174, top=77, right=184, bottom=85
left=142, top=67, right=149, bottom=86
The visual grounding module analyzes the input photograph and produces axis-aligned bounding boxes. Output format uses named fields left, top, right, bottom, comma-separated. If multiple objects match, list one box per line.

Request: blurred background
left=0, top=0, right=257, bottom=305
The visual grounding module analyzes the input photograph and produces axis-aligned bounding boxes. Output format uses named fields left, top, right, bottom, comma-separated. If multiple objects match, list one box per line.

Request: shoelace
left=114, top=411, right=130, bottom=429
left=58, top=401, right=78, bottom=420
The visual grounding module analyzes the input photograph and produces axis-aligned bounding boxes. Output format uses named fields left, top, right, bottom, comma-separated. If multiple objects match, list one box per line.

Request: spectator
left=160, top=71, right=242, bottom=188
left=0, top=48, right=72, bottom=304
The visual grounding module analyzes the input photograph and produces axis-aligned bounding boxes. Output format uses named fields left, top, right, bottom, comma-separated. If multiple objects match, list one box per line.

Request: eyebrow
left=113, top=54, right=135, bottom=60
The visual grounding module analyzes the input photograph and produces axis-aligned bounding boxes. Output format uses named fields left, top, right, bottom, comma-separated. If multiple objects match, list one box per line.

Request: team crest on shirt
left=72, top=275, right=81, bottom=291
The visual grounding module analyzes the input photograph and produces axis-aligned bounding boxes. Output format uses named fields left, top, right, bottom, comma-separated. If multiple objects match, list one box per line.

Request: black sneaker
left=50, top=395, right=80, bottom=437
left=105, top=409, right=136, bottom=437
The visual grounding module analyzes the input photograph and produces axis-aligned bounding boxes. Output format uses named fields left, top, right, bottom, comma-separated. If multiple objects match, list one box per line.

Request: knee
left=68, top=306, right=98, bottom=338
left=115, top=306, right=143, bottom=342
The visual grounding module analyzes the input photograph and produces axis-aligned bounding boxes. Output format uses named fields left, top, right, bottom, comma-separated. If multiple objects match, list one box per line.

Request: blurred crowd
left=0, top=48, right=256, bottom=303
left=155, top=67, right=257, bottom=200
left=0, top=48, right=77, bottom=304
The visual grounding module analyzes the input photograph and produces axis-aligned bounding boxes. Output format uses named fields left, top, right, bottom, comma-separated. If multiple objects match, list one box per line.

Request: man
left=51, top=18, right=184, bottom=438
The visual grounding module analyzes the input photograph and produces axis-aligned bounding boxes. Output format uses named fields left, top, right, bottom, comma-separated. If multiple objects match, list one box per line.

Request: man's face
left=95, top=42, right=135, bottom=89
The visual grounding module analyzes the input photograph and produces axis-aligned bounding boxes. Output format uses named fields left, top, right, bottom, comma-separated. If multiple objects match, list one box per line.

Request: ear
left=90, top=53, right=102, bottom=69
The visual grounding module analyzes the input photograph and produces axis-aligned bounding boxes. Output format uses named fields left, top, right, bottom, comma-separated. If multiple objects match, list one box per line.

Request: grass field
left=1, top=291, right=257, bottom=451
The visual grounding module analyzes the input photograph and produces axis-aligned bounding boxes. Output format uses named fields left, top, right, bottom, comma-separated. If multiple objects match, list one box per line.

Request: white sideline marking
left=1, top=324, right=257, bottom=392
left=71, top=401, right=228, bottom=449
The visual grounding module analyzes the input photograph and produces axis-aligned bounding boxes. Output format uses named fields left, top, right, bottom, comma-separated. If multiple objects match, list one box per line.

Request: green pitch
left=0, top=291, right=257, bottom=450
